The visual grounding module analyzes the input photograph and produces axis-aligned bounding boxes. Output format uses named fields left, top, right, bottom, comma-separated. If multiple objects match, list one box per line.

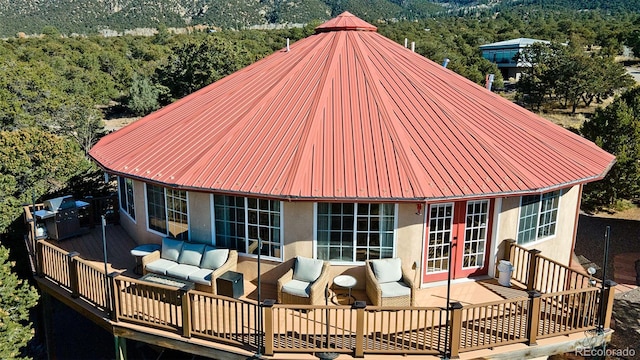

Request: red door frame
left=422, top=200, right=494, bottom=284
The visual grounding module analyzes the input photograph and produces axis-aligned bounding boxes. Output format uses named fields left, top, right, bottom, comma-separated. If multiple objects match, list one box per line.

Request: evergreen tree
left=0, top=244, right=39, bottom=360
left=581, top=87, right=640, bottom=210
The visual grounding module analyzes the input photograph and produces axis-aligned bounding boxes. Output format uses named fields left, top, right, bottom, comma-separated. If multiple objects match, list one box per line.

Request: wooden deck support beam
left=114, top=335, right=127, bottom=360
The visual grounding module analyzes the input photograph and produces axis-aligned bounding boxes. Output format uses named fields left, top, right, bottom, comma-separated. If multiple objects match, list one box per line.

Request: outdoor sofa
left=142, top=237, right=238, bottom=294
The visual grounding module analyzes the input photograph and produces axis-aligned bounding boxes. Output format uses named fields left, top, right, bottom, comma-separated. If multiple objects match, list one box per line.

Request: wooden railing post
left=448, top=302, right=463, bottom=359
left=504, top=239, right=516, bottom=261
left=527, top=249, right=541, bottom=291
left=526, top=290, right=541, bottom=345
left=68, top=251, right=80, bottom=298
left=353, top=301, right=366, bottom=358
left=600, top=280, right=617, bottom=330
left=108, top=272, right=120, bottom=321
left=36, top=240, right=44, bottom=277
left=262, top=299, right=276, bottom=356
left=180, top=288, right=192, bottom=338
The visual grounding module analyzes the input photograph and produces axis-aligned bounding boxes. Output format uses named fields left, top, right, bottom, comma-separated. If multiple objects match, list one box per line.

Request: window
left=517, top=190, right=561, bottom=244
left=145, top=184, right=189, bottom=240
left=316, top=203, right=395, bottom=262
left=214, top=195, right=282, bottom=260
left=118, top=177, right=135, bottom=220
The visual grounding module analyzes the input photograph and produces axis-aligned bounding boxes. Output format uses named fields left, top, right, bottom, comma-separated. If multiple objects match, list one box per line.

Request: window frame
left=144, top=183, right=190, bottom=241
left=313, top=202, right=398, bottom=265
left=516, top=190, right=562, bottom=245
left=213, top=195, right=284, bottom=262
left=118, top=176, right=136, bottom=222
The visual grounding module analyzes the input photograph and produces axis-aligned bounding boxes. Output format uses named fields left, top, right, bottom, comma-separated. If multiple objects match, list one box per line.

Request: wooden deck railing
left=27, top=202, right=616, bottom=359
left=504, top=239, right=600, bottom=293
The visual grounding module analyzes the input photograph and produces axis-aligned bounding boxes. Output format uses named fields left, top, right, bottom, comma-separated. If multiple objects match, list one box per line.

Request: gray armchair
left=277, top=256, right=330, bottom=305
left=365, top=258, right=416, bottom=307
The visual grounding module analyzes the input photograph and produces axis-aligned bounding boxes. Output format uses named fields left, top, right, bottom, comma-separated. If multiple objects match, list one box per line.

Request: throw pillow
left=293, top=256, right=324, bottom=283
left=370, top=258, right=402, bottom=284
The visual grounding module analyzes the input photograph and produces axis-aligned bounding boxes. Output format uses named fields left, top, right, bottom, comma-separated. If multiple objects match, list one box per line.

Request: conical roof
left=89, top=12, right=614, bottom=201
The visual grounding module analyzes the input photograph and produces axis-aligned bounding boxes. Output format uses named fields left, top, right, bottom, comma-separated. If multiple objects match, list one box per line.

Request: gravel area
left=575, top=210, right=640, bottom=359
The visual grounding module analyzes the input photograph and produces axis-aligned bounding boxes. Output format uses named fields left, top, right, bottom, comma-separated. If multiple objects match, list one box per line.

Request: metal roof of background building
left=89, top=12, right=615, bottom=201
left=479, top=37, right=550, bottom=50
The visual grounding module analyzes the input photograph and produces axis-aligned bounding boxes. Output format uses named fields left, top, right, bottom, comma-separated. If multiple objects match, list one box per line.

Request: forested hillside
left=2, top=0, right=639, bottom=37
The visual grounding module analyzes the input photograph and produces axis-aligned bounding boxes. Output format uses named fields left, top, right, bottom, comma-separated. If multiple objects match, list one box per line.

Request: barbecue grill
left=39, top=195, right=81, bottom=240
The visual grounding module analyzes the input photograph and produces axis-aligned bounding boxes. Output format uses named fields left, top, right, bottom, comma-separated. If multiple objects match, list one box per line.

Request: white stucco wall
left=491, top=185, right=581, bottom=270
left=118, top=179, right=581, bottom=288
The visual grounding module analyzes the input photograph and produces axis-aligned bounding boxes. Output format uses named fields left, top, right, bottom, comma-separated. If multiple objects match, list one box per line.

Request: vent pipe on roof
left=404, top=38, right=408, bottom=48
left=442, top=58, right=450, bottom=68
left=286, top=38, right=290, bottom=52
left=411, top=42, right=415, bottom=52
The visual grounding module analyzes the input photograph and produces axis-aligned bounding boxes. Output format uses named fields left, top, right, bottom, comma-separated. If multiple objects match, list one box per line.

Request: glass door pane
left=426, top=203, right=453, bottom=273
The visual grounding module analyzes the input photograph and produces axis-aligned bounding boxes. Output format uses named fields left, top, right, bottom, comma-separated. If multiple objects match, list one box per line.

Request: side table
left=333, top=275, right=357, bottom=305
left=130, top=244, right=161, bottom=275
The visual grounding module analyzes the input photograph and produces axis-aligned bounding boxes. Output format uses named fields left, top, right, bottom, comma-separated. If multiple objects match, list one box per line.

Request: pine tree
left=0, top=245, right=39, bottom=360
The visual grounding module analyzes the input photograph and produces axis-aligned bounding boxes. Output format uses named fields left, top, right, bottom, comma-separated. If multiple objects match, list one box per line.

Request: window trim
left=118, top=177, right=136, bottom=223
left=313, top=202, right=398, bottom=266
left=516, top=190, right=562, bottom=245
left=213, top=195, right=284, bottom=262
left=144, top=183, right=191, bottom=241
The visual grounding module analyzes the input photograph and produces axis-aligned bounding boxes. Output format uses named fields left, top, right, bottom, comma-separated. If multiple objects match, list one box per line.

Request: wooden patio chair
left=277, top=256, right=331, bottom=305
left=365, top=258, right=416, bottom=307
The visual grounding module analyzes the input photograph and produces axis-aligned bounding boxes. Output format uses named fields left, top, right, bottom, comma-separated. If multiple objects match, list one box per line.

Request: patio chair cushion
left=166, top=264, right=200, bottom=279
left=178, top=243, right=206, bottom=266
left=370, top=258, right=402, bottom=284
left=188, top=268, right=213, bottom=286
left=145, top=258, right=179, bottom=275
left=281, top=279, right=311, bottom=298
left=161, top=237, right=184, bottom=262
left=200, top=247, right=229, bottom=270
left=293, top=256, right=324, bottom=283
left=379, top=281, right=411, bottom=298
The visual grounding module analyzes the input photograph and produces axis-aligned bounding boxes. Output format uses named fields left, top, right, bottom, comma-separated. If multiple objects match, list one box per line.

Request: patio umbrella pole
left=256, top=238, right=262, bottom=358
left=101, top=215, right=111, bottom=316
left=443, top=239, right=454, bottom=360
left=316, top=284, right=338, bottom=360
left=598, top=226, right=611, bottom=335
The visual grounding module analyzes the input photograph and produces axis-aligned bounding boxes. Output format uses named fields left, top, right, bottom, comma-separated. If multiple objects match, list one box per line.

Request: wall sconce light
left=416, top=203, right=422, bottom=215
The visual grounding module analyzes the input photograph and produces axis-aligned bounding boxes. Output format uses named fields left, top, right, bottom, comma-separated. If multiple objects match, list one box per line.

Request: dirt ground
left=574, top=208, right=640, bottom=359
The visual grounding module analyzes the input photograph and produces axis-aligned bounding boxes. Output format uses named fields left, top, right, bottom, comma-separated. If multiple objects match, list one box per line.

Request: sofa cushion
left=293, top=256, right=324, bottom=283
left=379, top=281, right=411, bottom=298
left=145, top=259, right=179, bottom=275
left=188, top=268, right=214, bottom=286
left=281, top=279, right=311, bottom=298
left=178, top=243, right=206, bottom=266
left=166, top=264, right=200, bottom=280
left=370, top=258, right=402, bottom=284
left=161, top=238, right=184, bottom=262
left=200, top=247, right=229, bottom=270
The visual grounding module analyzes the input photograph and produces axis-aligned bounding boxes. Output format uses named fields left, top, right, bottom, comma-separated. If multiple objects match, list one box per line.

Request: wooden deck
left=45, top=224, right=529, bottom=307
left=24, top=207, right=616, bottom=360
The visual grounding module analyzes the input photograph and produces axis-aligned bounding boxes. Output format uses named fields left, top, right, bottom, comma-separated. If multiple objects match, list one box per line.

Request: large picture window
left=316, top=203, right=395, bottom=262
left=145, top=184, right=189, bottom=240
left=118, top=177, right=135, bottom=220
left=517, top=190, right=561, bottom=244
left=214, top=195, right=282, bottom=260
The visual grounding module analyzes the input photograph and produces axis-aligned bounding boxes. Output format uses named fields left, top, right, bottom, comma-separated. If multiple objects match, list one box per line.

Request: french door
left=422, top=200, right=493, bottom=283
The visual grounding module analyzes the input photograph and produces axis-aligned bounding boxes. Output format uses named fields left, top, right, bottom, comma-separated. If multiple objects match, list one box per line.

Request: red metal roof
left=89, top=12, right=615, bottom=201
